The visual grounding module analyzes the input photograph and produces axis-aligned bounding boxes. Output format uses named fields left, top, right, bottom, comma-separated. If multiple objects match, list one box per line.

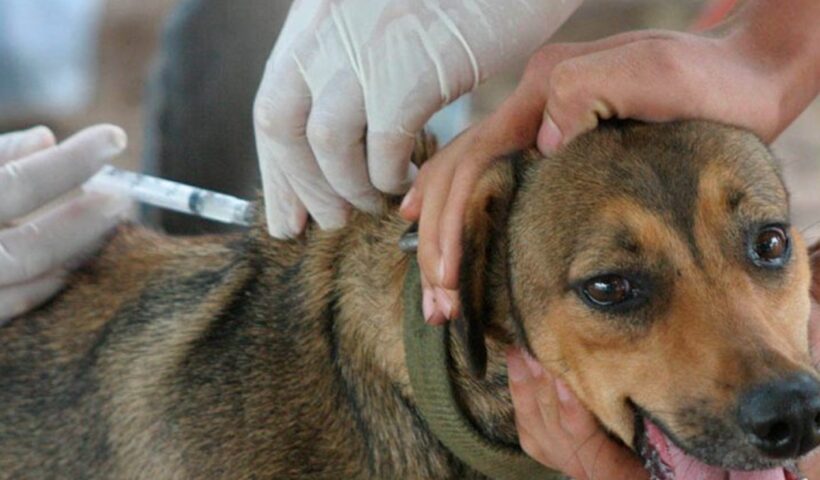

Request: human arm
left=400, top=0, right=820, bottom=323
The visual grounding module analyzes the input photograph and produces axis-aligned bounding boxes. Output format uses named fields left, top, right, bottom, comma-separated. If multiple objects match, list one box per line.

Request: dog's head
left=458, top=121, right=818, bottom=478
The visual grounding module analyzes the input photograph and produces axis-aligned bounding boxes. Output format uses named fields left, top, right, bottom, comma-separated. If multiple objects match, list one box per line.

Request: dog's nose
left=738, top=373, right=820, bottom=459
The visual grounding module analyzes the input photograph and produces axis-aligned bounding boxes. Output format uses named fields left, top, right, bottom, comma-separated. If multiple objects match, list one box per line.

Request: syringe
left=84, top=165, right=255, bottom=227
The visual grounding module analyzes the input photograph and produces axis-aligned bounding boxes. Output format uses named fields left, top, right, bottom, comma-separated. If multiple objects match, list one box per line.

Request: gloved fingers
left=0, top=124, right=127, bottom=224
left=0, top=126, right=56, bottom=165
left=266, top=129, right=349, bottom=233
left=255, top=62, right=348, bottom=235
left=366, top=129, right=419, bottom=195
left=259, top=158, right=309, bottom=238
left=0, top=271, right=65, bottom=326
left=364, top=86, right=433, bottom=195
left=307, top=72, right=382, bottom=214
left=0, top=190, right=131, bottom=286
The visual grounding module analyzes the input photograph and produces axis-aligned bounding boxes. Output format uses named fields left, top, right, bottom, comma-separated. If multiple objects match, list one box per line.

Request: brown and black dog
left=0, top=121, right=817, bottom=479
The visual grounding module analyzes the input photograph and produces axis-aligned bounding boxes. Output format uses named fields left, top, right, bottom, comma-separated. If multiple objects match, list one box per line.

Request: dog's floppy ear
left=456, top=159, right=519, bottom=378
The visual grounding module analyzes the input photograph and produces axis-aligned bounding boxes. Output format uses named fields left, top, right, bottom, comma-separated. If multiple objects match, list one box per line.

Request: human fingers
left=306, top=72, right=382, bottom=214
left=400, top=186, right=451, bottom=324
left=0, top=190, right=130, bottom=286
left=411, top=160, right=451, bottom=325
left=537, top=32, right=781, bottom=152
left=552, top=377, right=648, bottom=480
left=413, top=34, right=662, bottom=296
left=508, top=349, right=593, bottom=479
left=364, top=89, right=427, bottom=196
left=0, top=126, right=56, bottom=164
left=798, top=448, right=820, bottom=479
left=413, top=155, right=460, bottom=323
left=507, top=348, right=557, bottom=463
left=508, top=348, right=647, bottom=479
left=0, top=124, right=126, bottom=224
left=254, top=64, right=339, bottom=237
left=0, top=271, right=65, bottom=326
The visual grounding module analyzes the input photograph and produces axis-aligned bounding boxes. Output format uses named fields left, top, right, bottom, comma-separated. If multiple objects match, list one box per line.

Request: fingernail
left=400, top=187, right=416, bottom=211
left=423, top=288, right=435, bottom=323
left=288, top=207, right=307, bottom=235
left=537, top=115, right=563, bottom=154
left=507, top=350, right=530, bottom=382
left=25, top=125, right=55, bottom=148
left=555, top=378, right=574, bottom=406
left=522, top=350, right=544, bottom=378
left=110, top=126, right=128, bottom=151
left=316, top=206, right=350, bottom=231
left=434, top=287, right=453, bottom=319
left=355, top=192, right=383, bottom=215
left=267, top=223, right=289, bottom=239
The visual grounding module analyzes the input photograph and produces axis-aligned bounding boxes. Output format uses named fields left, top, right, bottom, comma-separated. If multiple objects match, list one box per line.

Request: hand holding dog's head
left=458, top=121, right=816, bottom=477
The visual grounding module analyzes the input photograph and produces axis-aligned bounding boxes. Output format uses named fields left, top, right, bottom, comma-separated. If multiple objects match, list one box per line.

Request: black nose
left=738, top=373, right=820, bottom=458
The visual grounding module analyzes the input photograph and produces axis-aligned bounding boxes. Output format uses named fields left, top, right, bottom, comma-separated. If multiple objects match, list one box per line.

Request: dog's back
left=0, top=210, right=475, bottom=479
left=1, top=224, right=348, bottom=477
left=0, top=228, right=253, bottom=477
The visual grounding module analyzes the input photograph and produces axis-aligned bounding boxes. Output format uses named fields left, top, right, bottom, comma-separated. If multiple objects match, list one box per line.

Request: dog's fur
left=0, top=121, right=815, bottom=478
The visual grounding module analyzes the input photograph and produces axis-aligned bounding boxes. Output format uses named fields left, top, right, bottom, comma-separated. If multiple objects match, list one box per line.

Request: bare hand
left=506, top=348, right=649, bottom=479
left=400, top=1, right=820, bottom=323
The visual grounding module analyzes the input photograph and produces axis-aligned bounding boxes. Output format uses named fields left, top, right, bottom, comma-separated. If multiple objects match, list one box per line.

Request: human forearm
left=726, top=0, right=820, bottom=135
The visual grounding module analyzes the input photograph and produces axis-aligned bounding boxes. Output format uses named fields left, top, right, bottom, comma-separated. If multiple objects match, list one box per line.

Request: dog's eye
left=749, top=225, right=790, bottom=268
left=582, top=275, right=633, bottom=306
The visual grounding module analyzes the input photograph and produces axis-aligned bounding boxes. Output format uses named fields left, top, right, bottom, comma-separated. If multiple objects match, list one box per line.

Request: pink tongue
left=645, top=420, right=787, bottom=480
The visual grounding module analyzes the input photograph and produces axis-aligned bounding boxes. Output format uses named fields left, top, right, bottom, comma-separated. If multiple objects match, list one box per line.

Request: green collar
left=402, top=257, right=562, bottom=480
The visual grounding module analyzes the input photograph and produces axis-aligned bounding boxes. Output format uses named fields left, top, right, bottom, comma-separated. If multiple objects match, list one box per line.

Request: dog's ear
left=456, top=160, right=519, bottom=378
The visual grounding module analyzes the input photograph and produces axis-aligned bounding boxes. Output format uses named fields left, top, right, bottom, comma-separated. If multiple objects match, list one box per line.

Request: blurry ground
left=4, top=0, right=818, bottom=233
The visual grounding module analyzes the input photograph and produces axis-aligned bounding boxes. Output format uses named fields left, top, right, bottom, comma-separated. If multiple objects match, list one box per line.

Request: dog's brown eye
left=583, top=275, right=632, bottom=306
left=750, top=226, right=790, bottom=268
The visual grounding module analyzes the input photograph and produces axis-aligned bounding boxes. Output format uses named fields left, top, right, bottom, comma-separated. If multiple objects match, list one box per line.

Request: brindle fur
left=0, top=121, right=814, bottom=478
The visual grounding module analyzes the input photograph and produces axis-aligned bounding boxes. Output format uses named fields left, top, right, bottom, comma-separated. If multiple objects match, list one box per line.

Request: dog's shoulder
left=0, top=224, right=250, bottom=363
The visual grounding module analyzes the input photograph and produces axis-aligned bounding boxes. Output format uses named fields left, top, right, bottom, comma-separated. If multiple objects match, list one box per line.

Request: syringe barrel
left=85, top=166, right=253, bottom=227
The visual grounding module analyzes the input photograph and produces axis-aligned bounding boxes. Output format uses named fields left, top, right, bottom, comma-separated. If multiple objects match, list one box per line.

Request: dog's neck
left=254, top=207, right=521, bottom=451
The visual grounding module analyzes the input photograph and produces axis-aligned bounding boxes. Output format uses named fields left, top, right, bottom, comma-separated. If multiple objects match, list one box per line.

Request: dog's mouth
left=633, top=410, right=802, bottom=480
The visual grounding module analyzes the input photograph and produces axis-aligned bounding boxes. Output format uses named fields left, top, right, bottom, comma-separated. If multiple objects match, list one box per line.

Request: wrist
left=721, top=1, right=820, bottom=138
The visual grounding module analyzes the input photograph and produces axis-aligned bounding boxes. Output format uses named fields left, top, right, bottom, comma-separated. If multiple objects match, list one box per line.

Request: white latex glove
left=254, top=0, right=582, bottom=237
left=0, top=125, right=130, bottom=324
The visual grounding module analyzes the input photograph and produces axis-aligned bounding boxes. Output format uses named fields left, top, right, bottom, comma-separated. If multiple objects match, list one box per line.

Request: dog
left=0, top=121, right=817, bottom=479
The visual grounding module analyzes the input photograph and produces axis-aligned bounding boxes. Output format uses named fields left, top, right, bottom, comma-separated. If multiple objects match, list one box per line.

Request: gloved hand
left=253, top=0, right=581, bottom=238
left=0, top=125, right=130, bottom=324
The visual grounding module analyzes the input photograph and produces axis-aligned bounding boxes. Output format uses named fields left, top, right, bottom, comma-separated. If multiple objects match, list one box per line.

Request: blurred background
left=0, top=0, right=817, bottom=238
